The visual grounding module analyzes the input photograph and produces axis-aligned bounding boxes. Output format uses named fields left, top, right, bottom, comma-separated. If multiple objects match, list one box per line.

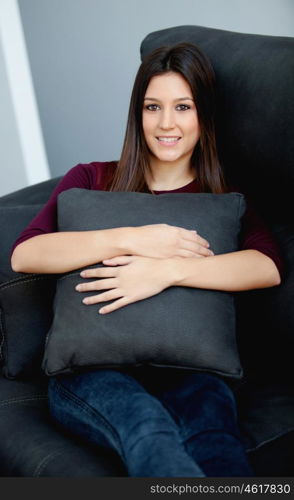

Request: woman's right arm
left=10, top=163, right=211, bottom=274
left=11, top=228, right=130, bottom=274
left=11, top=224, right=212, bottom=274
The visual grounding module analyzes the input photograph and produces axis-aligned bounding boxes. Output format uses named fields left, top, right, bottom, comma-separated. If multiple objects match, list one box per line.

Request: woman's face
left=142, top=72, right=200, bottom=171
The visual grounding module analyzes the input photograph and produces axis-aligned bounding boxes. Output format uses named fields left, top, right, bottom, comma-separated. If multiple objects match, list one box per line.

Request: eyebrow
left=144, top=97, right=194, bottom=102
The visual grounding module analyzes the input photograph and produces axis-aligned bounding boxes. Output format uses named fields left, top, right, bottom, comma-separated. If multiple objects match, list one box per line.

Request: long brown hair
left=109, top=42, right=226, bottom=193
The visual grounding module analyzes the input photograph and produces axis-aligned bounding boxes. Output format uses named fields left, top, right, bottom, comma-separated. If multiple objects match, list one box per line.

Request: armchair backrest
left=141, top=25, right=294, bottom=222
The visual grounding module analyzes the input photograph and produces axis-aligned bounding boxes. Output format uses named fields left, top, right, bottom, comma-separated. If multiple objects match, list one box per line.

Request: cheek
left=142, top=115, right=156, bottom=141
left=142, top=115, right=148, bottom=137
left=189, top=116, right=201, bottom=143
left=192, top=124, right=201, bottom=143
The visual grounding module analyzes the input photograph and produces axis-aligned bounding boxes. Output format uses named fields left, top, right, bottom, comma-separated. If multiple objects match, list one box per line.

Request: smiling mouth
left=156, top=136, right=181, bottom=145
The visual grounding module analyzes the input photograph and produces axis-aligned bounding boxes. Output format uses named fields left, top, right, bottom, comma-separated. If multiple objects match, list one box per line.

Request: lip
left=156, top=136, right=181, bottom=146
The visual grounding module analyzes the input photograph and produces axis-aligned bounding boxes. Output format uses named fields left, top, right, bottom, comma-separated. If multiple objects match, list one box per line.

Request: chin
left=155, top=152, right=181, bottom=163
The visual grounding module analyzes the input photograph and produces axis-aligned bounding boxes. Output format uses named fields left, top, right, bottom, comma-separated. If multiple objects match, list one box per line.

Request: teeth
left=158, top=137, right=180, bottom=143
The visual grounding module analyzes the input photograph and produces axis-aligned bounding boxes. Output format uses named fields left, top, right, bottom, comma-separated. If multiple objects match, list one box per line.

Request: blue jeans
left=48, top=369, right=253, bottom=477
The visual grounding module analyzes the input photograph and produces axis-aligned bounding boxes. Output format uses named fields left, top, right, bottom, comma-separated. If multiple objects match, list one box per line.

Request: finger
left=80, top=267, right=117, bottom=278
left=82, top=288, right=122, bottom=305
left=76, top=278, right=118, bottom=292
left=99, top=296, right=131, bottom=314
left=178, top=249, right=214, bottom=258
left=180, top=239, right=214, bottom=256
left=180, top=228, right=210, bottom=248
left=102, top=255, right=133, bottom=266
left=195, top=234, right=211, bottom=248
left=177, top=249, right=207, bottom=258
left=196, top=245, right=214, bottom=257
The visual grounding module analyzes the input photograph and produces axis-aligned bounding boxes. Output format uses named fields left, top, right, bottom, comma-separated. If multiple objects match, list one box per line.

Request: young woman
left=11, top=43, right=282, bottom=477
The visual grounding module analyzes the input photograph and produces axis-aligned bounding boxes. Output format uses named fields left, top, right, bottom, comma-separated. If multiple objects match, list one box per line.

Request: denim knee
left=119, top=391, right=183, bottom=456
left=158, top=373, right=239, bottom=438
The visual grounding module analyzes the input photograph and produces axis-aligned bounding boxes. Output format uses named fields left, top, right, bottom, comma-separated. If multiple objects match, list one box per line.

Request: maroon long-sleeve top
left=12, top=161, right=283, bottom=275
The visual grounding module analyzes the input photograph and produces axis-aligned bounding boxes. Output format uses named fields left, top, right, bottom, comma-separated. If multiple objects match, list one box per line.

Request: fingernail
left=209, top=250, right=214, bottom=256
left=75, top=285, right=81, bottom=291
left=82, top=298, right=89, bottom=304
left=99, top=308, right=105, bottom=314
left=80, top=271, right=86, bottom=277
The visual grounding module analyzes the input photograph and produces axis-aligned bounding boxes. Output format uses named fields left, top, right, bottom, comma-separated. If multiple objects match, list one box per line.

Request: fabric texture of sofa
left=0, top=25, right=293, bottom=477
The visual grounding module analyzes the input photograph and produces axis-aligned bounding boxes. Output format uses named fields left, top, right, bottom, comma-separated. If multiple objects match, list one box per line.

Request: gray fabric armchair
left=0, top=25, right=293, bottom=476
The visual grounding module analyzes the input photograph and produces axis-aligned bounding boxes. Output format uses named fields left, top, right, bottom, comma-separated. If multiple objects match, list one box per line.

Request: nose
left=159, top=108, right=175, bottom=130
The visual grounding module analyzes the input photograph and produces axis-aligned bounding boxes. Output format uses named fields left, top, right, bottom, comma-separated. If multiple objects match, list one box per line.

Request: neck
left=146, top=161, right=195, bottom=191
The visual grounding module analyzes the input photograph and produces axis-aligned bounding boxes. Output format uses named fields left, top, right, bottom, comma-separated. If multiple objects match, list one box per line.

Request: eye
left=176, top=104, right=191, bottom=111
left=144, top=104, right=160, bottom=111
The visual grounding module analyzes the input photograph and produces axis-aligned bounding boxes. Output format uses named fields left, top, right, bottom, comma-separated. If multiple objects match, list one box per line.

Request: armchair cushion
left=0, top=274, right=56, bottom=378
left=0, top=204, right=56, bottom=379
left=0, top=178, right=60, bottom=379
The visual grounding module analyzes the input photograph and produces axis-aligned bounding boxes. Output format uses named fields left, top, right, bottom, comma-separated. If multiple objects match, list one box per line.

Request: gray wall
left=18, top=0, right=294, bottom=179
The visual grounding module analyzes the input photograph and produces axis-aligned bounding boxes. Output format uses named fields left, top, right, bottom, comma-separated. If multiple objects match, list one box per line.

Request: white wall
left=0, top=0, right=50, bottom=197
left=0, top=38, right=27, bottom=196
left=2, top=0, right=293, bottom=195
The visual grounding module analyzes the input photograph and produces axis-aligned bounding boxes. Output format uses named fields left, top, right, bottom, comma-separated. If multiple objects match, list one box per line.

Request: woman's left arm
left=76, top=249, right=281, bottom=314
left=169, top=249, right=281, bottom=292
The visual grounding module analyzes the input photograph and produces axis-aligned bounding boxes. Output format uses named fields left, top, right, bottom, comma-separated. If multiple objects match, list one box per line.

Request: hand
left=128, top=224, right=213, bottom=259
left=75, top=255, right=173, bottom=314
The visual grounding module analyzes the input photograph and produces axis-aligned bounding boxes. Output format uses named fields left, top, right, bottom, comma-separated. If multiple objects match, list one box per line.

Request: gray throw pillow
left=42, top=188, right=246, bottom=378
